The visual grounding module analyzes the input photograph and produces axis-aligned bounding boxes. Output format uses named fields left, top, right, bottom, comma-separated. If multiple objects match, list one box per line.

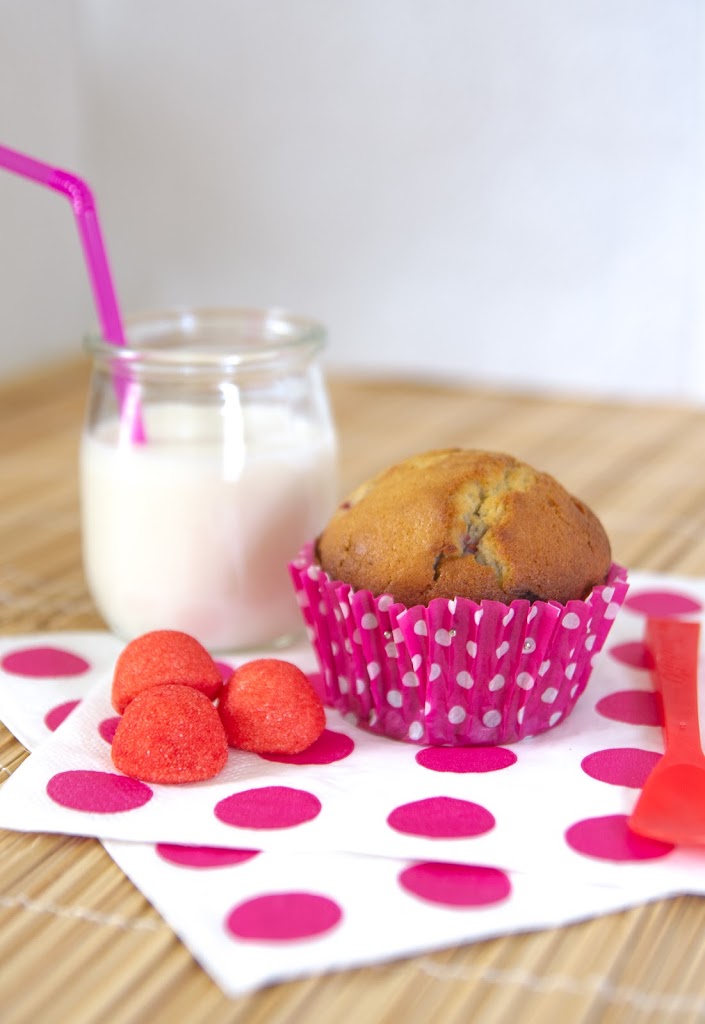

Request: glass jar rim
left=84, top=306, right=326, bottom=369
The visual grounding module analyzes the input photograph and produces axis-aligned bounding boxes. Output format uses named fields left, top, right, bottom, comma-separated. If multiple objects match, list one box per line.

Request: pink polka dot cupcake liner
left=289, top=544, right=629, bottom=746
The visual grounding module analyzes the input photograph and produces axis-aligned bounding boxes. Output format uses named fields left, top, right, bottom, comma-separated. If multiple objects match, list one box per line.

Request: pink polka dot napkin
left=0, top=571, right=704, bottom=996
left=2, top=585, right=705, bottom=889
left=108, top=841, right=668, bottom=997
left=0, top=631, right=123, bottom=752
left=0, top=634, right=679, bottom=997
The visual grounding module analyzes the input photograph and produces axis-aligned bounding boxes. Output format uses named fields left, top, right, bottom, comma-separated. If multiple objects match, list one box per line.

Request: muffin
left=316, top=449, right=611, bottom=607
left=289, top=449, right=628, bottom=746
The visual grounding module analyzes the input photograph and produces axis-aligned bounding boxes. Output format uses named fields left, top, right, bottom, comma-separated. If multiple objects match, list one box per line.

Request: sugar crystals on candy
left=109, top=635, right=325, bottom=783
left=112, top=630, right=222, bottom=714
left=219, top=659, right=326, bottom=755
left=111, top=685, right=228, bottom=784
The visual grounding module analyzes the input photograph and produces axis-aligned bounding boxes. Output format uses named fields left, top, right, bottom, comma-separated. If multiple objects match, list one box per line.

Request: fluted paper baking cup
left=289, top=545, right=629, bottom=746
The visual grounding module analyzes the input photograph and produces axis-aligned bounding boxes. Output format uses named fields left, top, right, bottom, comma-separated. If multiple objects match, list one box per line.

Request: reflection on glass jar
left=80, top=308, right=338, bottom=652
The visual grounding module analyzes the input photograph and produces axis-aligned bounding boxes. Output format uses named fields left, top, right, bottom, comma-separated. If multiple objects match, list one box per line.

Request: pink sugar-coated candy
left=111, top=685, right=229, bottom=784
left=111, top=630, right=222, bottom=714
left=219, top=659, right=326, bottom=755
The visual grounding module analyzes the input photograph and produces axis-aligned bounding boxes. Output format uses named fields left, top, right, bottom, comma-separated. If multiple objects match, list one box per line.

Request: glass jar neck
left=85, top=307, right=326, bottom=378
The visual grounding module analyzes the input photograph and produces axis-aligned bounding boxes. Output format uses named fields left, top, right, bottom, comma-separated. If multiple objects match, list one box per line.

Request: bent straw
left=0, top=142, right=145, bottom=443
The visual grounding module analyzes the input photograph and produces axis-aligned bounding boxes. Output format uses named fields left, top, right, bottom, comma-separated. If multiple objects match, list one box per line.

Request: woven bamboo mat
left=2, top=356, right=705, bottom=1023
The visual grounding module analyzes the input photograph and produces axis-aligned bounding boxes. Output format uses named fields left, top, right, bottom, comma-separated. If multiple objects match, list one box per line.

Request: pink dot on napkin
left=214, top=786, right=321, bottom=830
left=1, top=646, right=90, bottom=678
left=44, top=700, right=81, bottom=732
left=98, top=716, right=121, bottom=743
left=608, top=642, right=654, bottom=670
left=581, top=748, right=661, bottom=788
left=595, top=690, right=663, bottom=727
left=399, top=861, right=511, bottom=907
left=156, top=844, right=259, bottom=868
left=46, top=770, right=152, bottom=813
left=259, top=729, right=354, bottom=765
left=213, top=660, right=234, bottom=684
left=565, top=814, right=674, bottom=861
left=624, top=590, right=702, bottom=617
left=415, top=746, right=517, bottom=774
left=387, top=796, right=495, bottom=838
left=226, top=891, right=342, bottom=941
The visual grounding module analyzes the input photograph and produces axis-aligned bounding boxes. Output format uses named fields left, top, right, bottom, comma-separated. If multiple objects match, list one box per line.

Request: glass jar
left=80, top=308, right=338, bottom=652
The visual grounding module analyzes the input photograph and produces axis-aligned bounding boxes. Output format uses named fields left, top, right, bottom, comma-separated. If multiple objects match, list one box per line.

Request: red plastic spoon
left=628, top=617, right=705, bottom=845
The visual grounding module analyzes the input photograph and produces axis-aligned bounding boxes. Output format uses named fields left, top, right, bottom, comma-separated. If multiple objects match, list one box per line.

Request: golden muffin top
left=315, top=449, right=611, bottom=606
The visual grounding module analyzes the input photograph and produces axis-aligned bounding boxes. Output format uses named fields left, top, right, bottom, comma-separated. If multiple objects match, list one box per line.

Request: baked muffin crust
left=315, top=449, right=611, bottom=606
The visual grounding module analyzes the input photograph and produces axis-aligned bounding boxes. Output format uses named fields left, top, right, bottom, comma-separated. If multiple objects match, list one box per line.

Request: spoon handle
left=646, top=618, right=702, bottom=761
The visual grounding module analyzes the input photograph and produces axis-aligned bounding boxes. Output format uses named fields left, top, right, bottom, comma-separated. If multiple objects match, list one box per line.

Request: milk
left=80, top=402, right=337, bottom=651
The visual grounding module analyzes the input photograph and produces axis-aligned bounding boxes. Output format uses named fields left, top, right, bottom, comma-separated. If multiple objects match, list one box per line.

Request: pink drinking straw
left=0, top=142, right=145, bottom=443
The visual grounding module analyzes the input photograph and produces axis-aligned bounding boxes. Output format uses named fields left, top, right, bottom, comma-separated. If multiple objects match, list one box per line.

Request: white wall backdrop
left=0, top=0, right=702, bottom=399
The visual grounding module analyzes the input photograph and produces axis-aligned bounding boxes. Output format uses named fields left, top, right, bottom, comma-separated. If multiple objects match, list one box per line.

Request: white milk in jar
left=80, top=308, right=337, bottom=651
left=81, top=403, right=336, bottom=650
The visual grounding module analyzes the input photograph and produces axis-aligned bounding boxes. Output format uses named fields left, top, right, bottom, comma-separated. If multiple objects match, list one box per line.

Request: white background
left=0, top=0, right=702, bottom=399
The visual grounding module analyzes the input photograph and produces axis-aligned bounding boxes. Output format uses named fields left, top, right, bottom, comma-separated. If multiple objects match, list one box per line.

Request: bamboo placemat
left=2, top=356, right=705, bottom=1023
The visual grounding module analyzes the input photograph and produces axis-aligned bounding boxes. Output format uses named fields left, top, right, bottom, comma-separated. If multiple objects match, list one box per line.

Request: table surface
left=2, top=357, right=705, bottom=1024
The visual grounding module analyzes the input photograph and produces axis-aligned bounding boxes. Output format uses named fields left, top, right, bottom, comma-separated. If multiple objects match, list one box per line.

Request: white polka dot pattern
left=482, top=710, right=502, bottom=728
left=289, top=544, right=629, bottom=746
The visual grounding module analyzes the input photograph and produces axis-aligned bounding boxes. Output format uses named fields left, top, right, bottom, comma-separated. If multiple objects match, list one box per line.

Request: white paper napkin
left=109, top=841, right=672, bottom=998
left=2, top=580, right=704, bottom=888
left=0, top=571, right=703, bottom=996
